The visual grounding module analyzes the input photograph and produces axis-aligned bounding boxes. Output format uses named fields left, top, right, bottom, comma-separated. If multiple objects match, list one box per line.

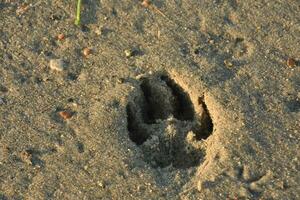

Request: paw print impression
left=126, top=73, right=214, bottom=169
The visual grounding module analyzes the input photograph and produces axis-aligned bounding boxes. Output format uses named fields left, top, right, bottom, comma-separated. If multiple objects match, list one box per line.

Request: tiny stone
left=83, top=48, right=92, bottom=57
left=142, top=0, right=151, bottom=7
left=124, top=49, right=133, bottom=58
left=95, top=28, right=101, bottom=35
left=224, top=60, right=233, bottom=67
left=287, top=58, right=296, bottom=68
left=95, top=26, right=110, bottom=36
left=20, top=150, right=32, bottom=165
left=57, top=33, right=65, bottom=41
left=97, top=181, right=105, bottom=188
left=58, top=110, right=74, bottom=120
left=50, top=59, right=65, bottom=72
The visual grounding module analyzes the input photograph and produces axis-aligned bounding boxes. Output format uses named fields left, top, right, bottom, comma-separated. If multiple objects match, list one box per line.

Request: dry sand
left=0, top=0, right=299, bottom=199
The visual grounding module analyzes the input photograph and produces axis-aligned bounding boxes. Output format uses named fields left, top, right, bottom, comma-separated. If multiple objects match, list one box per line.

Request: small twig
left=179, top=185, right=196, bottom=197
left=141, top=0, right=168, bottom=19
left=16, top=2, right=42, bottom=16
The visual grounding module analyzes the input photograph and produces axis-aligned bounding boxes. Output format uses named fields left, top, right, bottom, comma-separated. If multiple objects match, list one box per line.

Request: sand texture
left=0, top=0, right=299, bottom=199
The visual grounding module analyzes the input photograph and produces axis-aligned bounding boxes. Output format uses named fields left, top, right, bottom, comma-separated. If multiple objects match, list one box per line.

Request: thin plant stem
left=75, top=0, right=82, bottom=25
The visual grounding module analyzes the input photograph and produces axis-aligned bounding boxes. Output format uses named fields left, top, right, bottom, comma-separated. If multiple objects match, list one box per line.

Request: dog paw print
left=224, top=166, right=274, bottom=198
left=126, top=73, right=213, bottom=169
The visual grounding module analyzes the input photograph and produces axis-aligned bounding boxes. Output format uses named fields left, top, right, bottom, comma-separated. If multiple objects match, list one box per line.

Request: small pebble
left=58, top=110, right=74, bottom=120
left=287, top=58, right=296, bottom=68
left=50, top=59, right=65, bottom=72
left=83, top=48, right=92, bottom=57
left=224, top=60, right=233, bottom=68
left=124, top=49, right=133, bottom=58
left=94, top=28, right=101, bottom=35
left=141, top=0, right=151, bottom=7
left=20, top=150, right=32, bottom=165
left=94, top=26, right=108, bottom=36
left=97, top=181, right=105, bottom=188
left=57, top=33, right=65, bottom=41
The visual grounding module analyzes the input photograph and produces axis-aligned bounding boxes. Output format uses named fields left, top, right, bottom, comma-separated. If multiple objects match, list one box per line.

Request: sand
left=0, top=0, right=299, bottom=199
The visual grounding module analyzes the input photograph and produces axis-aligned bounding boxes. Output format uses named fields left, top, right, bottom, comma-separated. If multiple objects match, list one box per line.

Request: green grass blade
left=75, top=0, right=82, bottom=25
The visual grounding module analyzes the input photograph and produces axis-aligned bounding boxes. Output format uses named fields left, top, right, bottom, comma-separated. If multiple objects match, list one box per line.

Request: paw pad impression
left=126, top=73, right=213, bottom=169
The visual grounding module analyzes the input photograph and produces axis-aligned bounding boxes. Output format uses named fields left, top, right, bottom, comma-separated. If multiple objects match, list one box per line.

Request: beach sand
left=0, top=0, right=299, bottom=199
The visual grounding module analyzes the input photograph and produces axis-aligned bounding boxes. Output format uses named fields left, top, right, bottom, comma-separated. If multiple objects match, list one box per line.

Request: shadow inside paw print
left=126, top=73, right=213, bottom=169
